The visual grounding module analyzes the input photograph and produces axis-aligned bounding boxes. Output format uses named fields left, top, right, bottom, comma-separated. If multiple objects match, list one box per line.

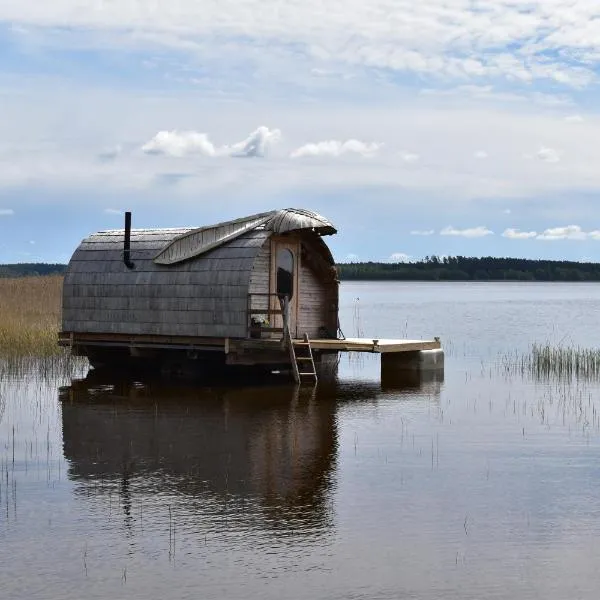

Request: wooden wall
left=297, top=236, right=339, bottom=338
left=247, top=239, right=271, bottom=317
left=247, top=233, right=339, bottom=339
left=63, top=225, right=338, bottom=341
left=63, top=228, right=270, bottom=338
left=297, top=267, right=337, bottom=337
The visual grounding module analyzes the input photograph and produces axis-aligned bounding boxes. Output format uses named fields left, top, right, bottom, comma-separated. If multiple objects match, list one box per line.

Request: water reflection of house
left=59, top=369, right=442, bottom=529
left=60, top=374, right=338, bottom=528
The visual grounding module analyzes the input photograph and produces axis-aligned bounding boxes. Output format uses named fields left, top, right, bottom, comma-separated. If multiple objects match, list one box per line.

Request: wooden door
left=270, top=238, right=299, bottom=337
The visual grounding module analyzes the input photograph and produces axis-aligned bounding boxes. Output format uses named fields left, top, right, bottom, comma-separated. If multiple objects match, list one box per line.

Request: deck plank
left=305, top=338, right=441, bottom=353
left=60, top=331, right=441, bottom=354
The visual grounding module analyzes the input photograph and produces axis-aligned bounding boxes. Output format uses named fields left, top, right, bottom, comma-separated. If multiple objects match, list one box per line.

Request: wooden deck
left=305, top=337, right=441, bottom=353
left=60, top=332, right=441, bottom=354
left=59, top=331, right=444, bottom=379
left=229, top=336, right=444, bottom=376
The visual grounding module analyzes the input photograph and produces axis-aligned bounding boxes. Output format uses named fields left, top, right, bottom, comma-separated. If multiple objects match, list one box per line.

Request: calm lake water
left=2, top=281, right=600, bottom=599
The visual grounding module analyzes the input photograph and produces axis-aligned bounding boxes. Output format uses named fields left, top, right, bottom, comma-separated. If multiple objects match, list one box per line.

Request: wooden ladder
left=281, top=297, right=317, bottom=384
left=291, top=335, right=318, bottom=384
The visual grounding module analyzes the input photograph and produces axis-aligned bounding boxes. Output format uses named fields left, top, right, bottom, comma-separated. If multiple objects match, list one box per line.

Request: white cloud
left=3, top=0, right=600, bottom=94
left=0, top=208, right=15, bottom=216
left=388, top=252, right=411, bottom=263
left=5, top=83, right=600, bottom=204
left=290, top=139, right=381, bottom=159
left=537, top=146, right=561, bottom=163
left=440, top=226, right=494, bottom=238
left=565, top=115, right=584, bottom=123
left=421, top=85, right=519, bottom=102
left=142, top=126, right=281, bottom=158
left=588, top=231, right=600, bottom=240
left=536, top=225, right=587, bottom=241
left=142, top=130, right=216, bottom=157
left=400, top=152, right=419, bottom=163
left=474, top=150, right=488, bottom=159
left=229, top=126, right=282, bottom=158
left=420, top=85, right=572, bottom=108
left=530, top=92, right=573, bottom=107
left=410, top=229, right=435, bottom=236
left=502, top=228, right=537, bottom=240
left=104, top=208, right=124, bottom=215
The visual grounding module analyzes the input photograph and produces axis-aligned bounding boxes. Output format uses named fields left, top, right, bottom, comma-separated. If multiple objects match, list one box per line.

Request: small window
left=276, top=249, right=294, bottom=299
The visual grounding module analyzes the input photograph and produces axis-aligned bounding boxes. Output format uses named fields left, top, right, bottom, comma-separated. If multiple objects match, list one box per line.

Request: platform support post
left=380, top=349, right=445, bottom=379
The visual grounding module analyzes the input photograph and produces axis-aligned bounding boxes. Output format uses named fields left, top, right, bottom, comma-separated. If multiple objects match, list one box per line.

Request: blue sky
left=2, top=1, right=600, bottom=263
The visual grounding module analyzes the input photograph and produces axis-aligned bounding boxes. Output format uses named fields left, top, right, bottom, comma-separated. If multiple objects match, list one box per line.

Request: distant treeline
left=0, top=263, right=67, bottom=278
left=336, top=256, right=600, bottom=281
left=3, top=257, right=600, bottom=282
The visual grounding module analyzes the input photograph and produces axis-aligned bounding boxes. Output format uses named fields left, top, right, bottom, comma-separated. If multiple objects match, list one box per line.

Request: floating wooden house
left=59, top=208, right=443, bottom=381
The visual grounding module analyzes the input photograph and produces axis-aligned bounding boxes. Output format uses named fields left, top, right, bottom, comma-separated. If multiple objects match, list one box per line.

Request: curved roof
left=154, top=208, right=336, bottom=266
left=268, top=208, right=336, bottom=236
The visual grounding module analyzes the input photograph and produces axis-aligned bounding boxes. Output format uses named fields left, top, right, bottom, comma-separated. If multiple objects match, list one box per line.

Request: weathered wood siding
left=247, top=239, right=271, bottom=316
left=63, top=227, right=270, bottom=338
left=297, top=237, right=338, bottom=338
left=298, top=263, right=331, bottom=337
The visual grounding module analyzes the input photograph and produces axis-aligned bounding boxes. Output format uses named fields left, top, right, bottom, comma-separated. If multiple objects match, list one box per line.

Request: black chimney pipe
left=123, top=211, right=135, bottom=269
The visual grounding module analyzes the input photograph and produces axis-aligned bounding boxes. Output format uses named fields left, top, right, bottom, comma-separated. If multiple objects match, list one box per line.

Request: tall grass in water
left=0, top=275, right=63, bottom=357
left=0, top=276, right=85, bottom=378
left=530, top=343, right=600, bottom=380
left=501, top=343, right=600, bottom=382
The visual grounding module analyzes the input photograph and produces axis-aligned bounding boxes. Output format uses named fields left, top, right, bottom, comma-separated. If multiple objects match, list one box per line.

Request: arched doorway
left=270, top=239, right=299, bottom=336
left=276, top=248, right=294, bottom=300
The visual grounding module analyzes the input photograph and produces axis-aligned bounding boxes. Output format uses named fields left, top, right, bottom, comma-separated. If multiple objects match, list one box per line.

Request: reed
left=530, top=343, right=600, bottom=380
left=0, top=275, right=64, bottom=358
left=500, top=342, right=600, bottom=381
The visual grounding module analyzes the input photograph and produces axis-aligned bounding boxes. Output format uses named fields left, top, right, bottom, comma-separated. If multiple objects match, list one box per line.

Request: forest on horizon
left=0, top=263, right=67, bottom=278
left=3, top=256, right=600, bottom=281
left=337, top=256, right=600, bottom=281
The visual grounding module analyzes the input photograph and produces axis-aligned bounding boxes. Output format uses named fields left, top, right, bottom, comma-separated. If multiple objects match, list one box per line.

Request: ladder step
left=289, top=334, right=317, bottom=383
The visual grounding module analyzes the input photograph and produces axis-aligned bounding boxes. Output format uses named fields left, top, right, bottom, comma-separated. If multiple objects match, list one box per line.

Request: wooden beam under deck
left=60, top=331, right=441, bottom=355
left=58, top=331, right=228, bottom=351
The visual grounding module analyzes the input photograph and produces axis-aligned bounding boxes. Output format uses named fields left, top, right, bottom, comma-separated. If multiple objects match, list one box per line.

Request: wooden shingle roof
left=153, top=208, right=336, bottom=266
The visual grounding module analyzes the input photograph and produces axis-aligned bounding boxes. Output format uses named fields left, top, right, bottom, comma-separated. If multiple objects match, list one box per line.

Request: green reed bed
left=501, top=343, right=600, bottom=381
left=531, top=344, right=600, bottom=380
